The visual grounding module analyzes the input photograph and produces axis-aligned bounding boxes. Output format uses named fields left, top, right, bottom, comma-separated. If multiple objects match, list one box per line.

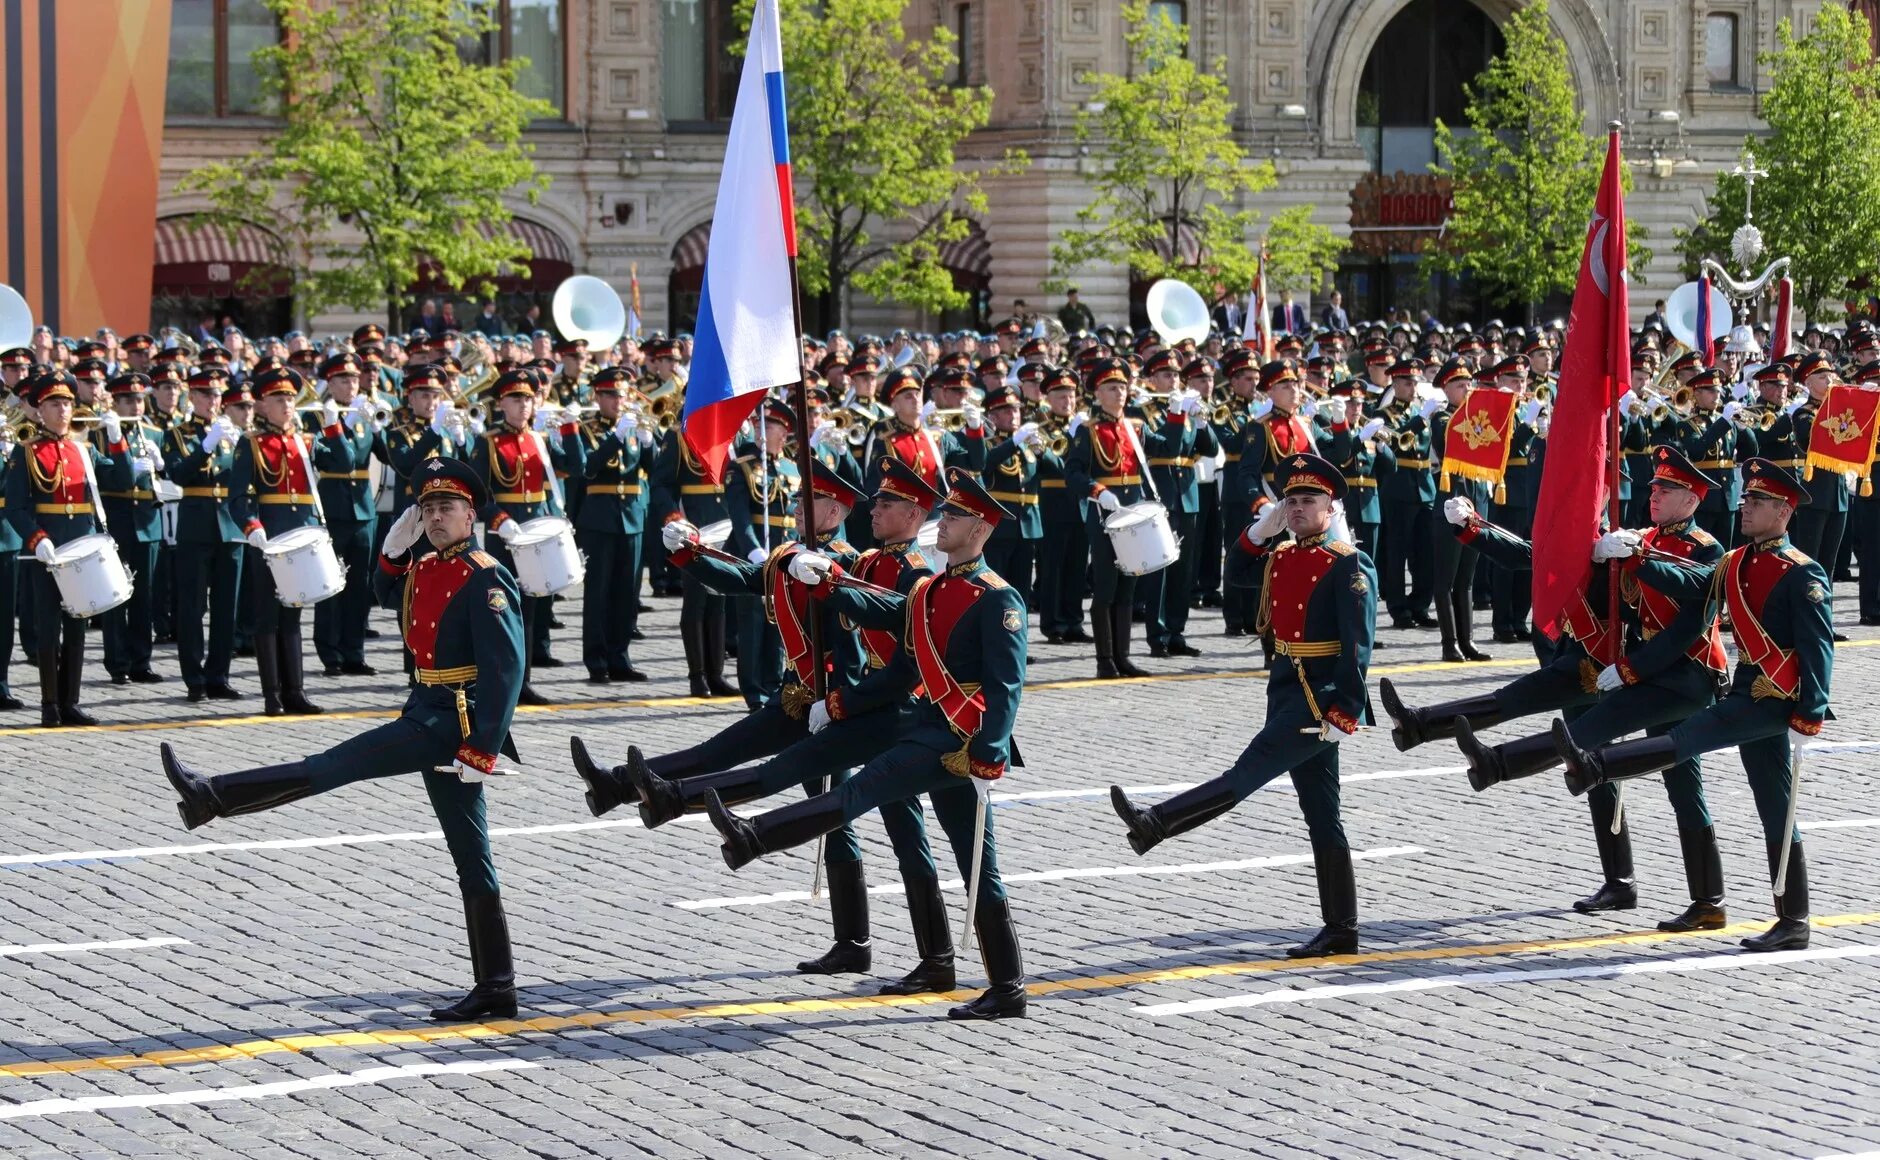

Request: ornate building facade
left=155, top=0, right=1827, bottom=338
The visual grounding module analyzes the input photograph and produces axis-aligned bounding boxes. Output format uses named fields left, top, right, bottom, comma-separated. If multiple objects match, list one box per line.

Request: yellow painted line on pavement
left=4, top=912, right=1876, bottom=1080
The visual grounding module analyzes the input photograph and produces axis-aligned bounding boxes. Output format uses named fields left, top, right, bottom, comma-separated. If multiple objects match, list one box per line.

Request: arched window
left=669, top=221, right=713, bottom=331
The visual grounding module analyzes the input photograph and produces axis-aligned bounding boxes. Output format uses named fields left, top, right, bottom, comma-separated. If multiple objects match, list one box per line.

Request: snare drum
left=1104, top=501, right=1180, bottom=576
left=46, top=533, right=133, bottom=618
left=262, top=526, right=346, bottom=607
left=510, top=516, right=584, bottom=596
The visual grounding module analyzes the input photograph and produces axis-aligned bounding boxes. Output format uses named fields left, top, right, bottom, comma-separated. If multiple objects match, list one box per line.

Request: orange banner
left=0, top=0, right=170, bottom=334
left=1440, top=388, right=1519, bottom=499
left=1805, top=383, right=1880, bottom=495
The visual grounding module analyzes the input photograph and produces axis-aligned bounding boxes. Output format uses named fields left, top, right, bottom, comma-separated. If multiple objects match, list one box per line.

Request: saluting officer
left=97, top=372, right=165, bottom=685
left=161, top=457, right=528, bottom=1021
left=574, top=367, right=654, bottom=683
left=1111, top=453, right=1376, bottom=958
left=310, top=353, right=381, bottom=677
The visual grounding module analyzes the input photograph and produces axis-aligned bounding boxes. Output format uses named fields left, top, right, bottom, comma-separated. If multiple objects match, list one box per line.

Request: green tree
left=177, top=0, right=553, bottom=330
left=1264, top=205, right=1348, bottom=299
left=1429, top=0, right=1645, bottom=325
left=748, top=0, right=1025, bottom=326
left=1049, top=2, right=1341, bottom=300
left=1678, top=6, right=1880, bottom=322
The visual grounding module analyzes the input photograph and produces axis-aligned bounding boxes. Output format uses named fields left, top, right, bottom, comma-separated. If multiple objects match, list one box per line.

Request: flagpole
left=1605, top=121, right=1625, bottom=667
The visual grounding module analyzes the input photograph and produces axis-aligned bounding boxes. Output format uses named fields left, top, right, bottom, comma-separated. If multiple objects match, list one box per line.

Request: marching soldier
left=97, top=372, right=165, bottom=685
left=146, top=362, right=186, bottom=646
left=168, top=372, right=246, bottom=703
left=1143, top=358, right=1216, bottom=658
left=1034, top=367, right=1089, bottom=645
left=573, top=367, right=653, bottom=683
left=979, top=384, right=1053, bottom=616
left=160, top=457, right=528, bottom=1021
left=705, top=467, right=1030, bottom=1021
left=650, top=406, right=737, bottom=698
left=1555, top=458, right=1833, bottom=952
left=310, top=353, right=381, bottom=677
left=1111, top=453, right=1376, bottom=958
left=5, top=370, right=115, bottom=726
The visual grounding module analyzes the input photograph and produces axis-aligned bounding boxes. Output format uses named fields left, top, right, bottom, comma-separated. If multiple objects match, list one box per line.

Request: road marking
left=672, top=846, right=1425, bottom=909
left=1136, top=942, right=1880, bottom=1015
left=0, top=1059, right=537, bottom=1120
left=0, top=937, right=187, bottom=957
left=993, top=767, right=1458, bottom=808
left=4, top=913, right=1876, bottom=1081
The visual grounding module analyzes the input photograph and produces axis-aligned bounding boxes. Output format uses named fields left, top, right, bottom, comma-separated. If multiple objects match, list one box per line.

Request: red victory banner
left=1440, top=387, right=1519, bottom=501
left=1805, top=383, right=1880, bottom=496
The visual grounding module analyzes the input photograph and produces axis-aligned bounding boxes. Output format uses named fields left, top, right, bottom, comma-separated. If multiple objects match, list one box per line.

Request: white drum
left=697, top=519, right=733, bottom=550
left=510, top=516, right=584, bottom=596
left=263, top=526, right=345, bottom=608
left=46, top=534, right=133, bottom=618
left=1104, top=501, right=1180, bottom=576
left=917, top=519, right=948, bottom=572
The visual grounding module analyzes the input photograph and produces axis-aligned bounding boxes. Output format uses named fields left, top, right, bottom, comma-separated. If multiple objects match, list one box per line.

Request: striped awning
left=154, top=217, right=283, bottom=267
left=671, top=221, right=712, bottom=272
left=489, top=217, right=571, bottom=265
left=938, top=219, right=989, bottom=276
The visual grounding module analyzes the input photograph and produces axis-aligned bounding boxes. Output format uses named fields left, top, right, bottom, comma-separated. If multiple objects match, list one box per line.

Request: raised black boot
left=632, top=754, right=767, bottom=830
left=1572, top=791, right=1637, bottom=913
left=947, top=897, right=1026, bottom=1020
left=1455, top=719, right=1560, bottom=792
left=1112, top=602, right=1149, bottom=678
left=1091, top=602, right=1119, bottom=679
left=706, top=789, right=848, bottom=871
left=1741, top=841, right=1810, bottom=952
left=254, top=631, right=284, bottom=716
left=1289, top=844, right=1359, bottom=958
left=161, top=742, right=313, bottom=830
left=1379, top=677, right=1502, bottom=752
left=569, top=736, right=636, bottom=818
left=36, top=645, right=58, bottom=728
left=702, top=613, right=738, bottom=697
left=1659, top=824, right=1726, bottom=932
left=1111, top=780, right=1238, bottom=856
left=1556, top=721, right=1678, bottom=797
left=430, top=893, right=519, bottom=1021
left=797, top=859, right=873, bottom=974
left=879, top=876, right=956, bottom=996
left=57, top=629, right=97, bottom=726
left=278, top=628, right=324, bottom=715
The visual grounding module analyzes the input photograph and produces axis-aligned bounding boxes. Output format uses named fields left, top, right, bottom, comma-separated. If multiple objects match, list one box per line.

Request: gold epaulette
left=468, top=550, right=499, bottom=569
left=978, top=571, right=1009, bottom=589
left=1782, top=546, right=1812, bottom=565
left=1325, top=539, right=1356, bottom=555
left=1688, top=526, right=1717, bottom=547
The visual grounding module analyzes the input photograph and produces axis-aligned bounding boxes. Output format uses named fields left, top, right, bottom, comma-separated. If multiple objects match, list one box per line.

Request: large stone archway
left=1310, top=0, right=1618, bottom=152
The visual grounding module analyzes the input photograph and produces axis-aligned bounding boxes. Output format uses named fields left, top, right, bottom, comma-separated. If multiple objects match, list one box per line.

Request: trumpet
left=1733, top=405, right=1779, bottom=431
left=924, top=407, right=969, bottom=432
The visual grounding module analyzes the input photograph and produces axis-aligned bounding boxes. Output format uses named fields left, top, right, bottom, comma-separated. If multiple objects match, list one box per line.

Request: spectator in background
left=521, top=303, right=544, bottom=333
left=415, top=298, right=443, bottom=336
left=192, top=315, right=217, bottom=345
left=1210, top=286, right=1243, bottom=336
left=1271, top=291, right=1307, bottom=335
left=1642, top=298, right=1668, bottom=332
left=1320, top=290, right=1349, bottom=331
left=440, top=302, right=459, bottom=332
left=474, top=301, right=506, bottom=336
left=1058, top=287, right=1096, bottom=334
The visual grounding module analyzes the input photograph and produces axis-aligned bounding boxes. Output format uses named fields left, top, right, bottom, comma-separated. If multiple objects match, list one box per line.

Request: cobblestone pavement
left=4, top=581, right=1880, bottom=1159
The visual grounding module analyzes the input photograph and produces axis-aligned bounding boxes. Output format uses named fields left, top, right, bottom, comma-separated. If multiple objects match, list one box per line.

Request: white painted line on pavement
left=0, top=1059, right=537, bottom=1121
left=1136, top=942, right=1880, bottom=1016
left=994, top=767, right=1459, bottom=808
left=673, top=845, right=1425, bottom=909
left=1802, top=818, right=1880, bottom=832
left=0, top=936, right=187, bottom=958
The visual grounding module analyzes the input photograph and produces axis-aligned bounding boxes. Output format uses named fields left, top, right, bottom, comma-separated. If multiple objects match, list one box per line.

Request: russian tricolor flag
left=681, top=0, right=801, bottom=483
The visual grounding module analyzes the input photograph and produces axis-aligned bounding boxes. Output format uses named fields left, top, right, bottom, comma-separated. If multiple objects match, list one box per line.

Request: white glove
left=1357, top=417, right=1385, bottom=442
left=789, top=552, right=835, bottom=586
left=1443, top=496, right=1475, bottom=526
left=661, top=519, right=699, bottom=552
left=100, top=412, right=122, bottom=443
left=1012, top=421, right=1040, bottom=448
left=1095, top=489, right=1122, bottom=514
left=1790, top=728, right=1813, bottom=753
left=1721, top=400, right=1743, bottom=422
left=1617, top=390, right=1638, bottom=416
left=439, top=759, right=514, bottom=784
left=343, top=399, right=367, bottom=431
left=808, top=699, right=831, bottom=734
left=321, top=399, right=341, bottom=428
left=808, top=418, right=833, bottom=450
left=431, top=404, right=453, bottom=436
left=1296, top=396, right=1319, bottom=421
left=614, top=412, right=639, bottom=442
left=1250, top=398, right=1274, bottom=420
left=1418, top=397, right=1443, bottom=420
left=1785, top=395, right=1807, bottom=415
left=748, top=546, right=771, bottom=565
left=960, top=401, right=982, bottom=429
left=383, top=504, right=425, bottom=557
left=1595, top=664, right=1624, bottom=692
left=532, top=407, right=551, bottom=433
left=33, top=538, right=56, bottom=564
left=1249, top=498, right=1287, bottom=541
left=1067, top=411, right=1087, bottom=437
left=972, top=774, right=992, bottom=803
left=130, top=456, right=152, bottom=478
left=1187, top=391, right=1207, bottom=417
left=920, top=400, right=937, bottom=424
left=246, top=528, right=269, bottom=550
left=147, top=445, right=164, bottom=472
left=1592, top=529, right=1641, bottom=562
left=1519, top=400, right=1543, bottom=425
left=494, top=520, right=522, bottom=544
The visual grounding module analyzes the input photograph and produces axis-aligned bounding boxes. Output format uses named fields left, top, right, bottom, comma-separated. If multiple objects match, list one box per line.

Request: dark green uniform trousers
left=575, top=530, right=641, bottom=677
left=103, top=536, right=158, bottom=677
left=1214, top=723, right=1347, bottom=850
left=829, top=739, right=1008, bottom=904
left=1668, top=694, right=1806, bottom=846
left=175, top=543, right=242, bottom=689
left=314, top=520, right=377, bottom=669
left=1568, top=664, right=1717, bottom=832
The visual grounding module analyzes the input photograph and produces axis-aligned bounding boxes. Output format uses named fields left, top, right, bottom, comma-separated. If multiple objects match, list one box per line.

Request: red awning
left=151, top=217, right=290, bottom=299
left=412, top=217, right=573, bottom=293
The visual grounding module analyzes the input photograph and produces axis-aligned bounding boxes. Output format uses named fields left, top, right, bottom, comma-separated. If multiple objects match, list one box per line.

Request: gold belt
left=1343, top=476, right=1376, bottom=488
left=1273, top=639, right=1340, bottom=658
left=763, top=514, right=796, bottom=528
left=325, top=470, right=371, bottom=481
left=680, top=484, right=719, bottom=494
left=1040, top=480, right=1067, bottom=489
left=34, top=502, right=92, bottom=515
left=1397, top=458, right=1431, bottom=469
left=1506, top=458, right=1529, bottom=467
left=101, top=490, right=156, bottom=501
left=416, top=665, right=478, bottom=685
left=1222, top=453, right=1241, bottom=462
left=1695, top=459, right=1734, bottom=470
left=494, top=490, right=547, bottom=503
left=1148, top=457, right=1194, bottom=468
left=1096, top=474, right=1140, bottom=486
left=587, top=483, right=642, bottom=497
left=181, top=486, right=228, bottom=498
left=988, top=491, right=1040, bottom=504
left=1766, top=459, right=1804, bottom=468
left=259, top=493, right=317, bottom=505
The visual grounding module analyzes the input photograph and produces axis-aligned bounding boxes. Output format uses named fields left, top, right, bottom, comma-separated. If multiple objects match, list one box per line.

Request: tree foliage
left=1428, top=0, right=1645, bottom=323
left=1050, top=2, right=1341, bottom=298
left=747, top=0, right=1025, bottom=325
left=177, top=0, right=553, bottom=329
left=1677, top=6, right=1880, bottom=322
left=1264, top=205, right=1348, bottom=298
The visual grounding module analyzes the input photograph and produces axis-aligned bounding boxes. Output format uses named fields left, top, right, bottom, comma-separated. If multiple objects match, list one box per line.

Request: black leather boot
left=634, top=756, right=766, bottom=830
left=1742, top=841, right=1810, bottom=952
left=1456, top=589, right=1492, bottom=661
left=1091, top=602, right=1119, bottom=679
left=947, top=897, right=1026, bottom=1020
left=879, top=876, right=956, bottom=996
left=278, top=628, right=323, bottom=715
left=161, top=742, right=313, bottom=830
left=702, top=613, right=738, bottom=697
left=1659, top=824, right=1726, bottom=932
left=1379, top=678, right=1502, bottom=752
left=58, top=629, right=97, bottom=726
left=255, top=631, right=284, bottom=716
left=1289, top=844, right=1359, bottom=958
left=1556, top=721, right=1678, bottom=797
left=797, top=859, right=872, bottom=974
left=37, top=645, right=59, bottom=728
left=569, top=736, right=636, bottom=817
left=1436, top=589, right=1463, bottom=662
left=1455, top=719, right=1560, bottom=792
left=1572, top=792, right=1637, bottom=912
left=706, top=789, right=847, bottom=871
left=1111, top=780, right=1237, bottom=856
left=430, top=893, right=519, bottom=1021
left=682, top=617, right=708, bottom=698
left=1112, top=603, right=1149, bottom=678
